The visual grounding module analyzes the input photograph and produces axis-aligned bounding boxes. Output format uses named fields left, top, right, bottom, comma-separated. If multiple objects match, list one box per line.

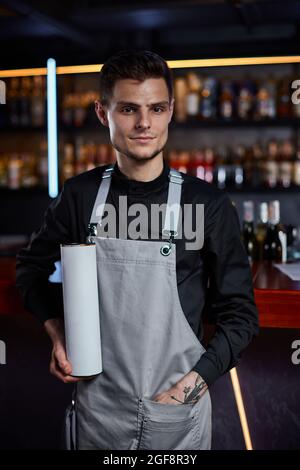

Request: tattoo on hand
left=170, top=374, right=207, bottom=405
left=183, top=374, right=207, bottom=404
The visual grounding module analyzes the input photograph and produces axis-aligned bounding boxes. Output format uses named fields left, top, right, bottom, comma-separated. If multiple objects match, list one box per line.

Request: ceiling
left=1, top=0, right=300, bottom=69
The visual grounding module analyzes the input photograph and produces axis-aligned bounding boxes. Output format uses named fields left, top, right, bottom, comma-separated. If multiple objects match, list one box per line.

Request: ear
left=168, top=98, right=175, bottom=123
left=95, top=100, right=109, bottom=127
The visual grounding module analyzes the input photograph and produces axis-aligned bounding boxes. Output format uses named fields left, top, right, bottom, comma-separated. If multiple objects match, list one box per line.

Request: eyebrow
left=116, top=101, right=169, bottom=107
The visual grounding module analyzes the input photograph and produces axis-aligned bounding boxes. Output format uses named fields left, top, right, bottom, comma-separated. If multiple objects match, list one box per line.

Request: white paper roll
left=60, top=244, right=102, bottom=377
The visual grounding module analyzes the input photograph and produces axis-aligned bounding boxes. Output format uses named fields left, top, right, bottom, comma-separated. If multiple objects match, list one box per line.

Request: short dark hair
left=99, top=50, right=173, bottom=106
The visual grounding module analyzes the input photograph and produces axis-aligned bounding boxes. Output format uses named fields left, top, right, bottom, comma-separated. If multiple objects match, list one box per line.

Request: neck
left=115, top=154, right=164, bottom=182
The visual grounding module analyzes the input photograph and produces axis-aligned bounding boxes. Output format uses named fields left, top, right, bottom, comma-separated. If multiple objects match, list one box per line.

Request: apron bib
left=65, top=164, right=212, bottom=450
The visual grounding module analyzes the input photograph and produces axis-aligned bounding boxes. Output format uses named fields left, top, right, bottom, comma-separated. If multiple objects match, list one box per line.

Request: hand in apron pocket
left=137, top=397, right=201, bottom=450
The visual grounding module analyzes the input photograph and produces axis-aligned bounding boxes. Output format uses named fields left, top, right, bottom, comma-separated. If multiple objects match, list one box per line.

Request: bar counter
left=252, top=261, right=300, bottom=328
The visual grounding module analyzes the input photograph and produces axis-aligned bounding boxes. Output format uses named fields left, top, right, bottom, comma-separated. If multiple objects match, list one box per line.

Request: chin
left=126, top=148, right=159, bottom=161
left=132, top=154, right=154, bottom=162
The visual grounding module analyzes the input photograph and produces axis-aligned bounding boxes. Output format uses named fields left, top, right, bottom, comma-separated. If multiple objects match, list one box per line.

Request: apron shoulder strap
left=88, top=163, right=184, bottom=238
left=89, top=165, right=114, bottom=226
left=162, top=168, right=183, bottom=238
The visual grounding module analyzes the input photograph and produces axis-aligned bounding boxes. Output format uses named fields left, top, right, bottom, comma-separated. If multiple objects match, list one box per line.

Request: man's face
left=96, top=78, right=174, bottom=163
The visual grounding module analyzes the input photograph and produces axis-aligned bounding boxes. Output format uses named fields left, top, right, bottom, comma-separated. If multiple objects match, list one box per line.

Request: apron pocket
left=137, top=398, right=198, bottom=450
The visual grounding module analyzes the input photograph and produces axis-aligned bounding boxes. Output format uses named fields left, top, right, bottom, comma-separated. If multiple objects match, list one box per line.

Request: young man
left=16, top=50, right=259, bottom=450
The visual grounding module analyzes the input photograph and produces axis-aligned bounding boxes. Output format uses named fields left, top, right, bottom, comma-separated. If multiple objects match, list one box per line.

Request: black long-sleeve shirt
left=16, top=158, right=259, bottom=387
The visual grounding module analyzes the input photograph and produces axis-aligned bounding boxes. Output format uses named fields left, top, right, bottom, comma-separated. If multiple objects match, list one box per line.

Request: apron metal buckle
left=160, top=243, right=172, bottom=256
left=160, top=230, right=175, bottom=256
left=87, top=223, right=98, bottom=244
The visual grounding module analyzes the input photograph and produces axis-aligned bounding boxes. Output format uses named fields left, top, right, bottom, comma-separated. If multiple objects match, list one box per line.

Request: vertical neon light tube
left=230, top=367, right=253, bottom=450
left=47, top=58, right=58, bottom=198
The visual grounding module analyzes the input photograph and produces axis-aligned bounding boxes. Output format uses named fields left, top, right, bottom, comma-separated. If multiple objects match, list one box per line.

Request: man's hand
left=44, top=318, right=93, bottom=384
left=152, top=371, right=208, bottom=405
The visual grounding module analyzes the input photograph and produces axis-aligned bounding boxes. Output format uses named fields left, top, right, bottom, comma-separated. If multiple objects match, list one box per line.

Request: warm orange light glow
left=1, top=55, right=300, bottom=77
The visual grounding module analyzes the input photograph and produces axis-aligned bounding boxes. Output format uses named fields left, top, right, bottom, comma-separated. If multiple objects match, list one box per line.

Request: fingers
left=50, top=344, right=79, bottom=383
left=55, top=347, right=72, bottom=375
left=50, top=351, right=79, bottom=383
left=50, top=343, right=97, bottom=383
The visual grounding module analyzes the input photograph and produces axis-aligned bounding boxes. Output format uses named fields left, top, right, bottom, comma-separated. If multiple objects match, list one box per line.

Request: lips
left=131, top=137, right=154, bottom=140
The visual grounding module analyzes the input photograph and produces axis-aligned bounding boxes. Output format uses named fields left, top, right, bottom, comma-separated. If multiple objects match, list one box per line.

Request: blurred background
left=0, top=0, right=300, bottom=451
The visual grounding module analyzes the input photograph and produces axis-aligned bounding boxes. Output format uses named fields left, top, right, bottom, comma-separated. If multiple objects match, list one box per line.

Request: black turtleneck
left=16, top=159, right=259, bottom=387
left=112, top=158, right=170, bottom=195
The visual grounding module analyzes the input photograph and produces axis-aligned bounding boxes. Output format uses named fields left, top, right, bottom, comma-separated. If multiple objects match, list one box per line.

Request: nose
left=135, top=109, right=151, bottom=130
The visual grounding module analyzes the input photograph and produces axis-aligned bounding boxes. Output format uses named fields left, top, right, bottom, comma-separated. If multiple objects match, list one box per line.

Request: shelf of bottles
left=241, top=199, right=300, bottom=264
left=1, top=62, right=300, bottom=191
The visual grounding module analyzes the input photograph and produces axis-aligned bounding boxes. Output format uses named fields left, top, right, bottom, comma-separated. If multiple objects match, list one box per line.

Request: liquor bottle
left=73, top=93, right=87, bottom=127
left=61, top=93, right=74, bottom=127
left=243, top=145, right=254, bottom=187
left=0, top=155, right=7, bottom=187
left=277, top=77, right=292, bottom=118
left=192, top=149, right=205, bottom=180
left=242, top=201, right=259, bottom=263
left=279, top=139, right=293, bottom=188
left=252, top=142, right=264, bottom=188
left=38, top=139, right=48, bottom=187
left=286, top=225, right=300, bottom=261
left=31, top=75, right=45, bottom=127
left=215, top=145, right=229, bottom=189
left=232, top=144, right=244, bottom=188
left=199, top=77, right=218, bottom=120
left=264, top=139, right=279, bottom=188
left=7, top=77, right=20, bottom=127
left=263, top=200, right=283, bottom=262
left=186, top=72, right=201, bottom=119
left=22, top=153, right=39, bottom=187
left=8, top=153, right=23, bottom=189
left=237, top=79, right=255, bottom=120
left=61, top=143, right=75, bottom=183
left=294, top=144, right=300, bottom=187
left=255, top=77, right=276, bottom=119
left=75, top=139, right=87, bottom=175
left=86, top=141, right=97, bottom=171
left=174, top=77, right=188, bottom=122
left=265, top=76, right=277, bottom=118
left=19, top=77, right=31, bottom=127
left=177, top=150, right=190, bottom=173
left=255, top=202, right=268, bottom=261
left=203, top=147, right=215, bottom=184
left=219, top=80, right=234, bottom=119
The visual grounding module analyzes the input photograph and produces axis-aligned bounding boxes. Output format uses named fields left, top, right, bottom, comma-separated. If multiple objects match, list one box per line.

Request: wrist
left=44, top=317, right=65, bottom=345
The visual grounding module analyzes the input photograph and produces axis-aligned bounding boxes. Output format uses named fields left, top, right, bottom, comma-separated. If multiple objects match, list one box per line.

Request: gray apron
left=65, top=164, right=212, bottom=450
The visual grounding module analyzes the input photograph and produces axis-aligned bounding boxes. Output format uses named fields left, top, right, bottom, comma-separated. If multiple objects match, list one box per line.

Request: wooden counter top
left=252, top=261, right=300, bottom=328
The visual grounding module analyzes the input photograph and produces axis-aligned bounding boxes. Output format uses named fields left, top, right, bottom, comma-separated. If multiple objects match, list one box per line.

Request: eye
left=121, top=106, right=136, bottom=114
left=153, top=107, right=165, bottom=113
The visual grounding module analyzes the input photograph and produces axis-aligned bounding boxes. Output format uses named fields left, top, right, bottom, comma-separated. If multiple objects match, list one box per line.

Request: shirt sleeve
left=191, top=192, right=259, bottom=386
left=16, top=180, right=74, bottom=324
